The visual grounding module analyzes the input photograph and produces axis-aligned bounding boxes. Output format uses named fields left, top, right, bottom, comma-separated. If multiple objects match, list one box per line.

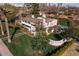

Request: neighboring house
left=24, top=3, right=32, bottom=9
left=58, top=14, right=68, bottom=19
left=46, top=11, right=58, bottom=17
left=72, top=15, right=79, bottom=20
left=47, top=14, right=55, bottom=17
left=68, top=15, right=79, bottom=20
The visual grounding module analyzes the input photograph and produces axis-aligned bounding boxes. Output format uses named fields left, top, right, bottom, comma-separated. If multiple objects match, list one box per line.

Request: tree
left=0, top=17, right=4, bottom=35
left=32, top=3, right=40, bottom=17
left=0, top=3, right=17, bottom=43
left=74, top=27, right=79, bottom=38
left=31, top=22, right=50, bottom=55
left=32, top=31, right=50, bottom=55
left=5, top=18, right=11, bottom=43
left=0, top=3, right=17, bottom=23
left=66, top=19, right=75, bottom=38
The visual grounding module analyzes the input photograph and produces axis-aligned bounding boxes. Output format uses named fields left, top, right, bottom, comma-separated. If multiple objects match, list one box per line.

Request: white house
left=20, top=20, right=36, bottom=36
left=19, top=14, right=58, bottom=36
left=42, top=18, right=58, bottom=35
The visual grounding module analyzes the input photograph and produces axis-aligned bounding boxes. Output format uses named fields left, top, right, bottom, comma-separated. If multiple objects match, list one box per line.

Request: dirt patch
left=62, top=42, right=79, bottom=56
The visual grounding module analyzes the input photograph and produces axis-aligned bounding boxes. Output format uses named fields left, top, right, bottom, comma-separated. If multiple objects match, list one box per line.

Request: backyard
left=4, top=34, right=59, bottom=56
left=4, top=34, right=34, bottom=56
left=1, top=19, right=69, bottom=56
left=1, top=26, right=58, bottom=56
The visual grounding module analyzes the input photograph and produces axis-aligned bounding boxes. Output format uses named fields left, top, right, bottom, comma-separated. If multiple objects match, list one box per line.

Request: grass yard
left=4, top=33, right=58, bottom=56
left=9, top=27, right=20, bottom=35
left=4, top=34, right=33, bottom=56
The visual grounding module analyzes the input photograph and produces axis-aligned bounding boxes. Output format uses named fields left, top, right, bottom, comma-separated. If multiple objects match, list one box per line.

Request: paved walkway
left=49, top=38, right=72, bottom=46
left=0, top=39, right=13, bottom=56
left=62, top=42, right=79, bottom=56
left=49, top=39, right=66, bottom=46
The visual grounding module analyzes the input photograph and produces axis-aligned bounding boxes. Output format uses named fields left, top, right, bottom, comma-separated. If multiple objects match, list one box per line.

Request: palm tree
left=0, top=11, right=4, bottom=36
left=5, top=18, right=11, bottom=43
left=0, top=20, right=4, bottom=35
left=0, top=3, right=17, bottom=43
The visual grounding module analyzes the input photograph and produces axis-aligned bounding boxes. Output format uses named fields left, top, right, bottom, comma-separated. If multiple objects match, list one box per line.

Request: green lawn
left=9, top=27, right=20, bottom=35
left=4, top=34, right=33, bottom=56
left=1, top=23, right=34, bottom=56
left=4, top=33, right=58, bottom=56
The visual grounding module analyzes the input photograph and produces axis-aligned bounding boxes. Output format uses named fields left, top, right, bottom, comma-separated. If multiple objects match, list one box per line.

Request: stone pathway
left=0, top=39, right=13, bottom=56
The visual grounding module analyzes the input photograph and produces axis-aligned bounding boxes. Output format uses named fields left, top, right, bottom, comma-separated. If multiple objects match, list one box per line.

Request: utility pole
left=0, top=20, right=4, bottom=35
left=5, top=18, right=11, bottom=43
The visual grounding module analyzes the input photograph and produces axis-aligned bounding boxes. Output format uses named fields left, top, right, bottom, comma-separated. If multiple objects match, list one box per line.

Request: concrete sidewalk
left=0, top=39, right=13, bottom=56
